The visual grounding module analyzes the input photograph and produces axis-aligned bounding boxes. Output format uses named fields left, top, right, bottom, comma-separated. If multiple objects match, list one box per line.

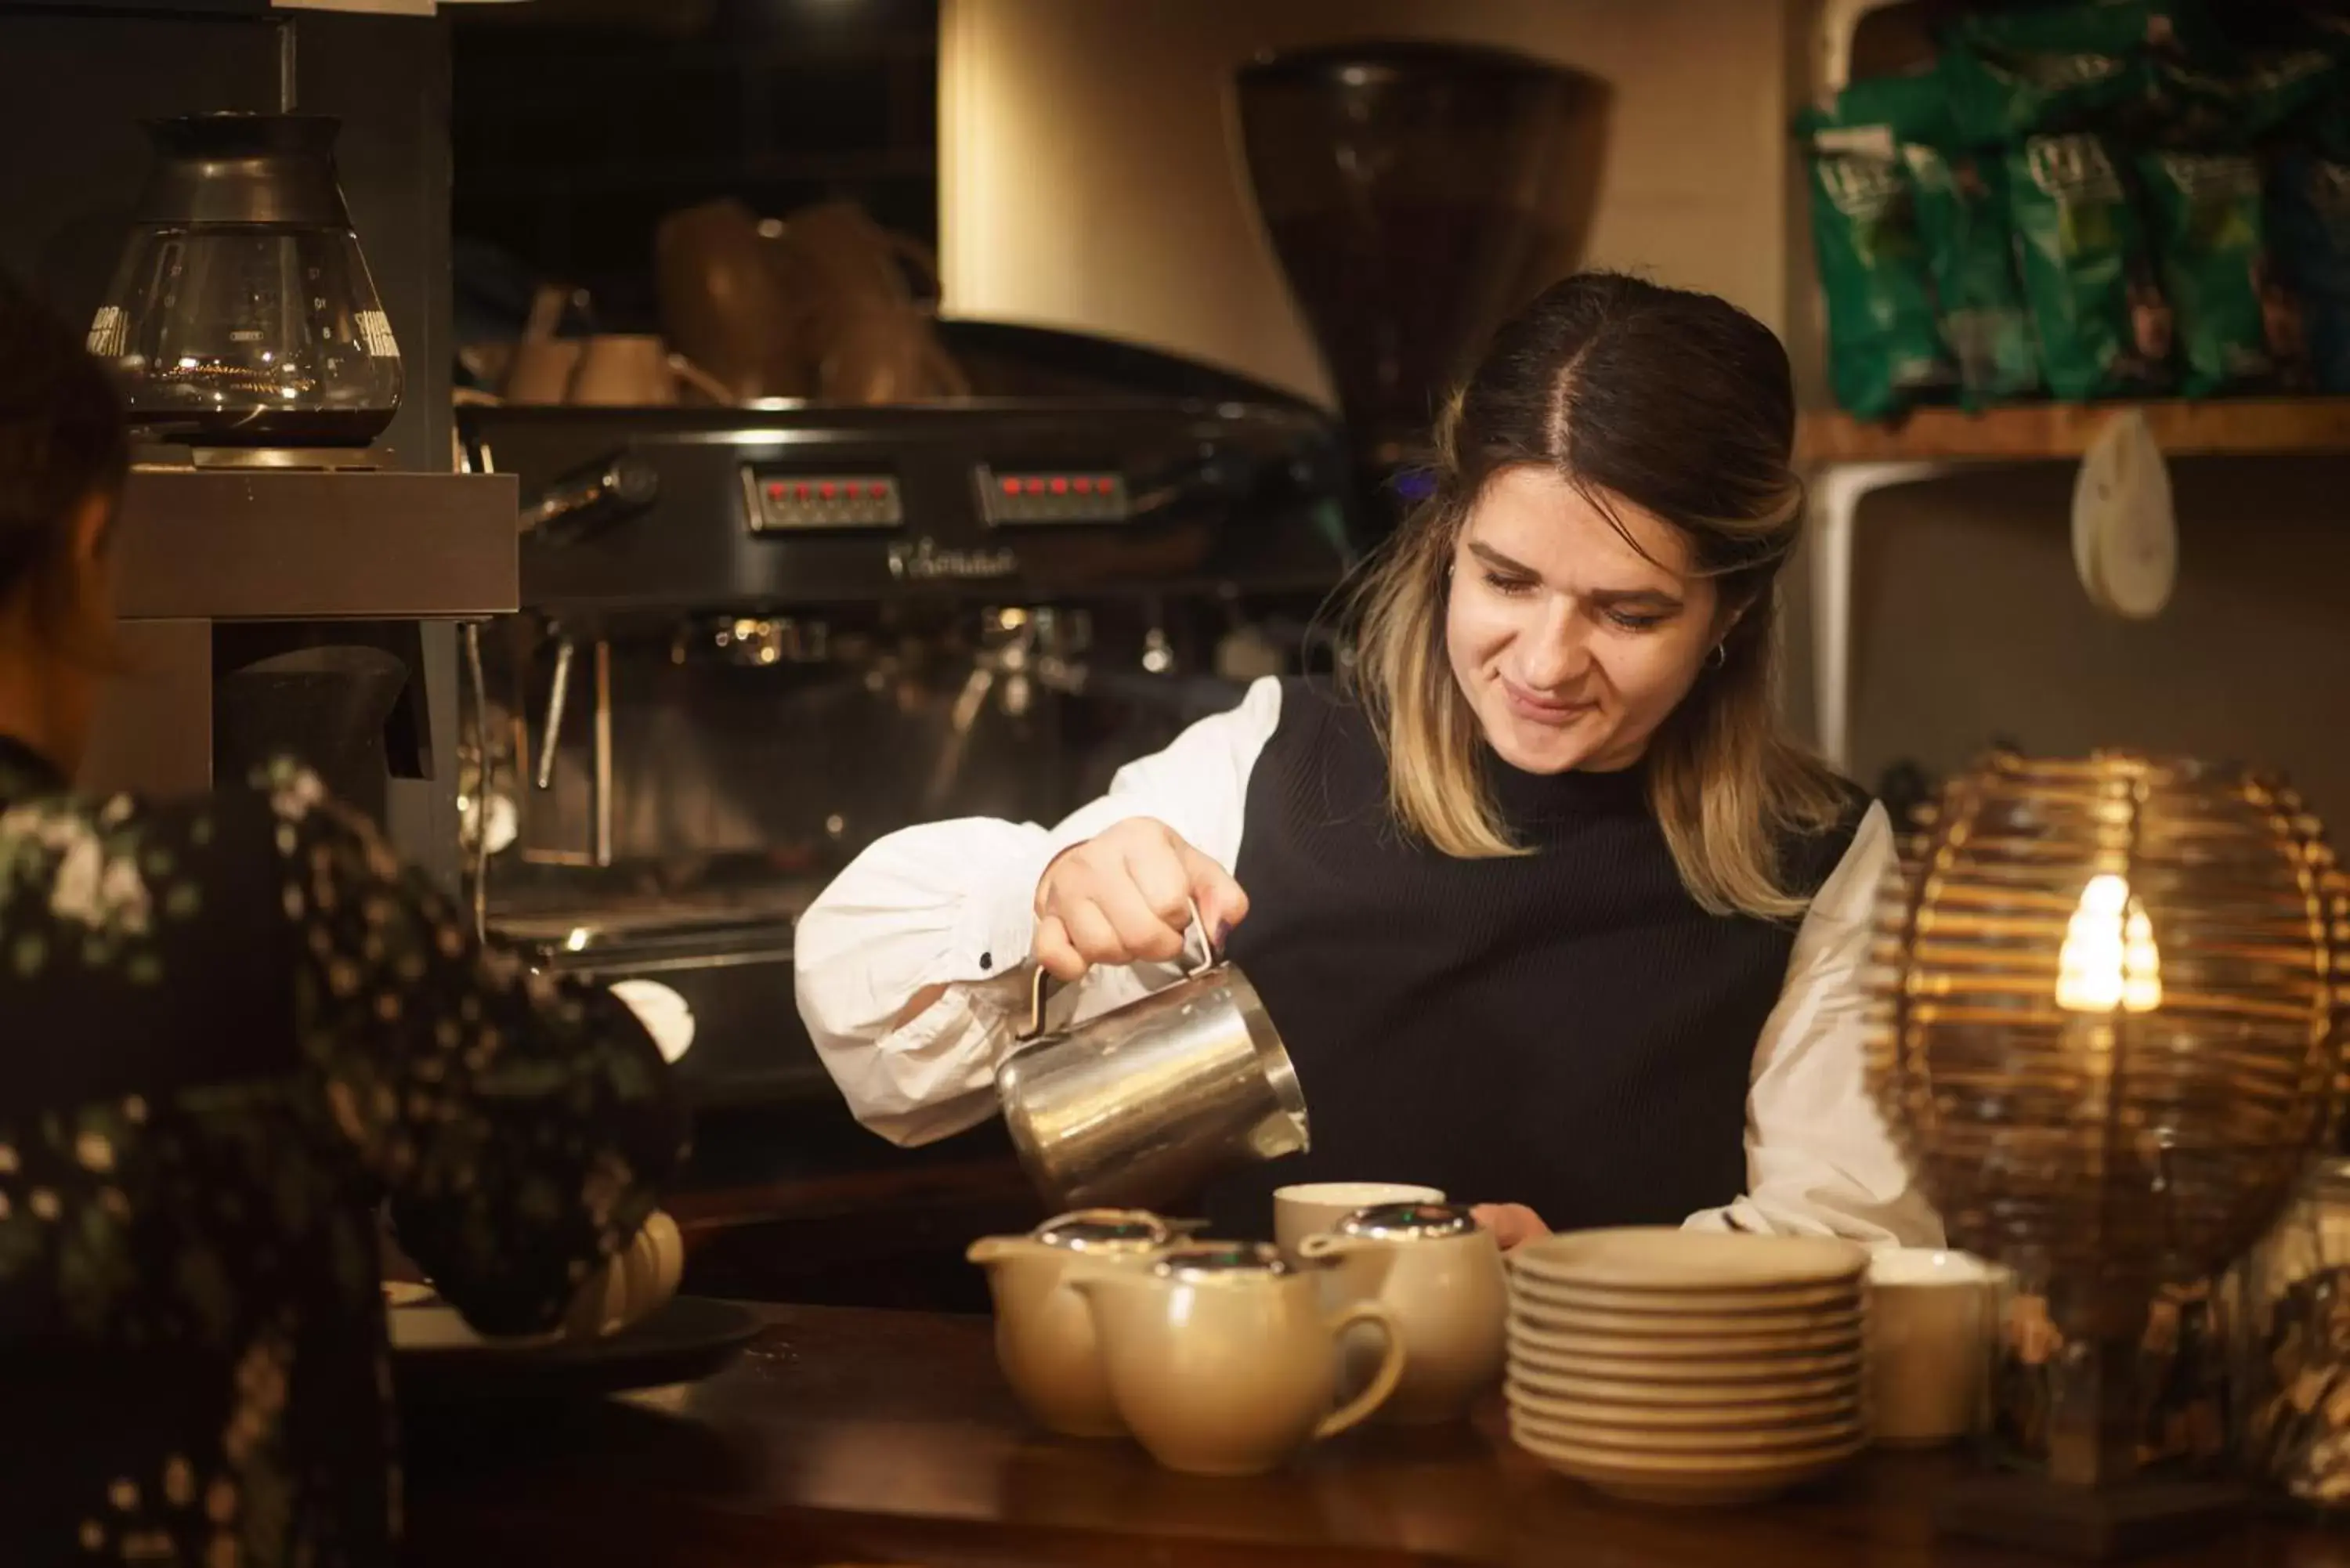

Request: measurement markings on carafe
left=740, top=469, right=903, bottom=531
left=975, top=464, right=1130, bottom=526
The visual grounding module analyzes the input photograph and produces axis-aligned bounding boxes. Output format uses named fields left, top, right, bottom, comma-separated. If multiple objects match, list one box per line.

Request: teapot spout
left=966, top=1235, right=1057, bottom=1267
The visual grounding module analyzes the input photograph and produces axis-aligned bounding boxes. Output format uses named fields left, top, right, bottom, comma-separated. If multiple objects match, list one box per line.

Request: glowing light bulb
left=2056, top=873, right=2163, bottom=1013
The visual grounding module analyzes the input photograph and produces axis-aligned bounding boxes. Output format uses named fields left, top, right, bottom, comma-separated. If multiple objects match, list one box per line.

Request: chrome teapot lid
left=1336, top=1201, right=1479, bottom=1241
left=1032, top=1209, right=1172, bottom=1253
left=1152, top=1239, right=1294, bottom=1280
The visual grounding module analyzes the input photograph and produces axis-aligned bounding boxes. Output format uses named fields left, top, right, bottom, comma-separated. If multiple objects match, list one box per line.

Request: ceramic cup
left=1868, top=1247, right=1996, bottom=1447
left=1273, top=1183, right=1444, bottom=1261
left=569, top=334, right=680, bottom=406
left=564, top=1209, right=685, bottom=1342
left=502, top=337, right=583, bottom=404
left=622, top=1211, right=686, bottom=1319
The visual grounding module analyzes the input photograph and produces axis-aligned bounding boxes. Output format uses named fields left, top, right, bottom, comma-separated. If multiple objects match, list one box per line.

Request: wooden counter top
left=400, top=1304, right=2350, bottom=1568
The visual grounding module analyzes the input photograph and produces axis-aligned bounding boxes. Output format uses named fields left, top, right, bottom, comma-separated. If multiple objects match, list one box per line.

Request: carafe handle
left=1313, top=1301, right=1405, bottom=1441
left=1019, top=895, right=1215, bottom=1040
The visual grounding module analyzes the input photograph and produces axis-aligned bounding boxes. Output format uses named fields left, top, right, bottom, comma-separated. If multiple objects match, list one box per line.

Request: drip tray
left=493, top=882, right=823, bottom=963
left=492, top=883, right=828, bottom=1106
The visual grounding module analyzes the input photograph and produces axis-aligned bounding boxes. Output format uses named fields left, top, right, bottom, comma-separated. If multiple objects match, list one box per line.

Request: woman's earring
left=1707, top=641, right=1729, bottom=670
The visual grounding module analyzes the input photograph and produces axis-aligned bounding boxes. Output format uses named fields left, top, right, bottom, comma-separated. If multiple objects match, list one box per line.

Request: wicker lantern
left=1868, top=751, right=2349, bottom=1555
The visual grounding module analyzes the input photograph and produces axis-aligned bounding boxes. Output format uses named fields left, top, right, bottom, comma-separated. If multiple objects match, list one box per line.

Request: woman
left=795, top=273, right=1940, bottom=1251
left=0, top=273, right=691, bottom=1564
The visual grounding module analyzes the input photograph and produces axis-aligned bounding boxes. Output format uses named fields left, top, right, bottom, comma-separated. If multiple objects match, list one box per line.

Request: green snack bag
left=1805, top=142, right=1957, bottom=417
left=2229, top=49, right=2337, bottom=139
left=1940, top=45, right=2165, bottom=148
left=2280, top=8, right=2350, bottom=61
left=1902, top=143, right=2043, bottom=404
left=1949, top=0, right=2229, bottom=61
left=2310, top=95, right=2350, bottom=164
left=2158, top=49, right=2338, bottom=150
left=1825, top=68, right=1958, bottom=146
left=2140, top=150, right=2299, bottom=392
left=2007, top=133, right=2175, bottom=399
left=2267, top=148, right=2350, bottom=393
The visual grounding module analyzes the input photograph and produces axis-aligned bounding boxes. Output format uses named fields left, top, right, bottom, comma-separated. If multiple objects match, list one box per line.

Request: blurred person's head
left=0, top=270, right=127, bottom=773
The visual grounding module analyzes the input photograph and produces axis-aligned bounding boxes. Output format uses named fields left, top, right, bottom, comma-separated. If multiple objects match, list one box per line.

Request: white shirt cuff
left=945, top=818, right=1101, bottom=987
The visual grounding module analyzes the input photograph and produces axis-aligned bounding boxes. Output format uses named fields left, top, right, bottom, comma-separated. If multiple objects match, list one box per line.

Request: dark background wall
left=447, top=0, right=938, bottom=337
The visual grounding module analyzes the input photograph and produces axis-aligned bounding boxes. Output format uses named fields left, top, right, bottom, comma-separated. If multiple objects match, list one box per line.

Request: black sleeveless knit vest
left=1202, top=681, right=1866, bottom=1239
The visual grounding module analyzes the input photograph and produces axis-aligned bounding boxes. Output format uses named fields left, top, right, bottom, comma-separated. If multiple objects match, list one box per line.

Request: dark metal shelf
left=115, top=467, right=519, bottom=622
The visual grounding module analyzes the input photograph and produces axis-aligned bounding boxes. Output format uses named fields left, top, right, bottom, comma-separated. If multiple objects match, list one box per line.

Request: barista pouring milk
left=794, top=272, right=1942, bottom=1252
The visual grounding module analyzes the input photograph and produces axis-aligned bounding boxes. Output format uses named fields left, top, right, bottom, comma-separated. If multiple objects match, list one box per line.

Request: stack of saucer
left=1506, top=1228, right=1871, bottom=1507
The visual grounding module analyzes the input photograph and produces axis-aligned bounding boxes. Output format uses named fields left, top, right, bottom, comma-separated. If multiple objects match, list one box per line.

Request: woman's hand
left=1032, top=817, right=1249, bottom=982
left=1471, top=1203, right=1553, bottom=1254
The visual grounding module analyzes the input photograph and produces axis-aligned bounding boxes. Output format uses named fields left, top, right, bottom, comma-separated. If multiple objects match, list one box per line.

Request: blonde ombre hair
left=1344, top=273, right=1849, bottom=921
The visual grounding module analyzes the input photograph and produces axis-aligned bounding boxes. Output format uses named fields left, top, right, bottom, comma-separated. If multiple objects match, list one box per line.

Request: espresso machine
left=456, top=326, right=1353, bottom=1115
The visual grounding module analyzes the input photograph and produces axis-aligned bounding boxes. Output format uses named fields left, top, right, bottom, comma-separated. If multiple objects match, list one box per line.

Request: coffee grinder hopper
left=1231, top=42, right=1607, bottom=518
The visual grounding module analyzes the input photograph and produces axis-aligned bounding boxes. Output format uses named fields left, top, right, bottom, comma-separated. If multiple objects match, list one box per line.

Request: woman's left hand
left=1471, top=1203, right=1552, bottom=1252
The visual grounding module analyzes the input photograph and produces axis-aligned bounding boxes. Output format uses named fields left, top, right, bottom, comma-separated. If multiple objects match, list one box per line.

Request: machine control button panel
left=743, top=469, right=903, bottom=531
left=976, top=465, right=1130, bottom=526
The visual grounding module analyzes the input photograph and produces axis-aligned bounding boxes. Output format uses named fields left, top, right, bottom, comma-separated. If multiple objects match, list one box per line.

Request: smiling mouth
left=1499, top=677, right=1595, bottom=725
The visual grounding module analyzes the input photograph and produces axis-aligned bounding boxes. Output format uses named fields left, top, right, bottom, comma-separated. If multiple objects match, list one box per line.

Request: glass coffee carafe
left=89, top=113, right=403, bottom=450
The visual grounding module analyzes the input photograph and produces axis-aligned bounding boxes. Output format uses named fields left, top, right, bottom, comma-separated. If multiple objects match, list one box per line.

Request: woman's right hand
left=1032, top=817, right=1249, bottom=982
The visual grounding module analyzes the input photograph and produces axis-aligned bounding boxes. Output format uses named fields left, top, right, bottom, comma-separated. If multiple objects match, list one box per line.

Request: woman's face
left=1444, top=465, right=1723, bottom=775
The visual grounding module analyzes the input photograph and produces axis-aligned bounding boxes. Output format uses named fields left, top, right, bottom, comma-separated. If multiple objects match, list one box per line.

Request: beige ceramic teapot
left=1069, top=1239, right=1406, bottom=1476
left=1297, top=1200, right=1507, bottom=1425
left=967, top=1209, right=1177, bottom=1437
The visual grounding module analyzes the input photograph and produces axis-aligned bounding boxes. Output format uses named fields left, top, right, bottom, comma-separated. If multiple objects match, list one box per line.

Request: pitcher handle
left=1313, top=1301, right=1405, bottom=1441
left=1018, top=896, right=1214, bottom=1041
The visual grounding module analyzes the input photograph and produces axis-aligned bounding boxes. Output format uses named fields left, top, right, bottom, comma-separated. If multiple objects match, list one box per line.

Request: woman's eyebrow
left=1465, top=542, right=1683, bottom=609
left=1466, top=541, right=1538, bottom=577
left=1589, top=587, right=1684, bottom=611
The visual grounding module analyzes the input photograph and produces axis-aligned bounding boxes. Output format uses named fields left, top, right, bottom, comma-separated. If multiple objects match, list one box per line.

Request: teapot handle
left=1313, top=1301, right=1405, bottom=1441
left=1018, top=896, right=1215, bottom=1041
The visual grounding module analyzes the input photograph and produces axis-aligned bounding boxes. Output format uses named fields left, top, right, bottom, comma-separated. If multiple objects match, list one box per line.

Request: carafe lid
left=1336, top=1201, right=1479, bottom=1241
left=1152, top=1240, right=1292, bottom=1280
left=1032, top=1209, right=1171, bottom=1253
left=134, top=113, right=352, bottom=229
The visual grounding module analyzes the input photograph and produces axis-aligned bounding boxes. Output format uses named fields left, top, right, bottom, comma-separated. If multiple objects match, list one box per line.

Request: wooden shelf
left=1796, top=399, right=2350, bottom=465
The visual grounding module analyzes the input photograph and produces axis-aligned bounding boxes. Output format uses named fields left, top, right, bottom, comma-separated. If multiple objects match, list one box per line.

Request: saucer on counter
left=1502, top=1227, right=1871, bottom=1508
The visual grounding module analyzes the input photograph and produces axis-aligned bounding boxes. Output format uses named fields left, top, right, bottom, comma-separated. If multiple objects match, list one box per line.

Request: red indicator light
left=794, top=482, right=811, bottom=500
left=1050, top=476, right=1069, bottom=495
left=1024, top=478, right=1046, bottom=495
left=1000, top=477, right=1020, bottom=496
left=1072, top=477, right=1093, bottom=495
left=766, top=482, right=785, bottom=499
left=1099, top=475, right=1117, bottom=493
left=819, top=482, right=837, bottom=500
left=867, top=482, right=889, bottom=500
